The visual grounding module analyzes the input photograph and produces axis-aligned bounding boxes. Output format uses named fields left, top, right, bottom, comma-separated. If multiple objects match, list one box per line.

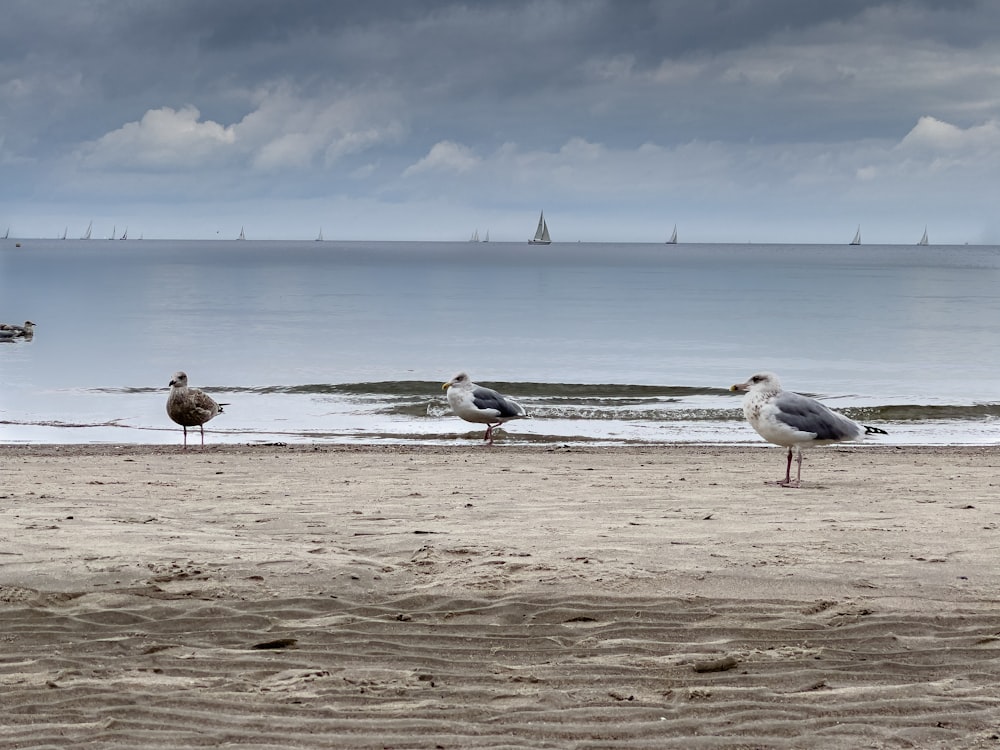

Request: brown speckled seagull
left=731, top=372, right=887, bottom=487
left=166, top=371, right=225, bottom=448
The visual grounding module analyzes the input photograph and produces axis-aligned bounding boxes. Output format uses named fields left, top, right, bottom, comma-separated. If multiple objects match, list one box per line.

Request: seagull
left=730, top=372, right=887, bottom=487
left=0, top=320, right=35, bottom=337
left=442, top=372, right=527, bottom=444
left=166, top=371, right=226, bottom=448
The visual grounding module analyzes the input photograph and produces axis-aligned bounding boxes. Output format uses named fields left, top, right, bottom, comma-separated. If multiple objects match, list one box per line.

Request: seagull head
left=730, top=371, right=781, bottom=394
left=169, top=371, right=189, bottom=388
left=442, top=372, right=471, bottom=391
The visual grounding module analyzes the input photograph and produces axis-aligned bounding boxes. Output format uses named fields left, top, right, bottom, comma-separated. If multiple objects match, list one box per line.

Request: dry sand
left=1, top=443, right=999, bottom=749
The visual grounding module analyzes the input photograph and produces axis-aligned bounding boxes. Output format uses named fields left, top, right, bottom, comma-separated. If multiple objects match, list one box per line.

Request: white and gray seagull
left=731, top=371, right=887, bottom=487
left=442, top=372, right=527, bottom=444
left=166, top=371, right=226, bottom=448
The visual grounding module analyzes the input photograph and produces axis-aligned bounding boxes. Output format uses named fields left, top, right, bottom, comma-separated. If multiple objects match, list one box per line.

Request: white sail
left=109, top=225, right=116, bottom=240
left=917, top=227, right=929, bottom=245
left=316, top=228, right=324, bottom=241
left=666, top=225, right=677, bottom=244
left=528, top=211, right=551, bottom=245
left=849, top=226, right=861, bottom=245
left=470, top=229, right=479, bottom=242
left=82, top=221, right=92, bottom=240
left=238, top=227, right=246, bottom=240
left=482, top=230, right=489, bottom=243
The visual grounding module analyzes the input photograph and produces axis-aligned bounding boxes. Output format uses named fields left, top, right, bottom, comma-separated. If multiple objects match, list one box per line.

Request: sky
left=2, top=0, right=1000, bottom=244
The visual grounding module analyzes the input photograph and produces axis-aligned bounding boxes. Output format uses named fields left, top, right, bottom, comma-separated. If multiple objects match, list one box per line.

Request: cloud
left=403, top=141, right=481, bottom=176
left=75, top=86, right=406, bottom=174
left=899, top=115, right=1000, bottom=152
left=78, top=106, right=235, bottom=170
left=236, top=84, right=406, bottom=171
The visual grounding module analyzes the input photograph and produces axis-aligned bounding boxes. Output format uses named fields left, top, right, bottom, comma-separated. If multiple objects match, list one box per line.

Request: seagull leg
left=767, top=447, right=795, bottom=487
left=182, top=425, right=188, bottom=449
left=200, top=424, right=205, bottom=447
left=777, top=448, right=803, bottom=488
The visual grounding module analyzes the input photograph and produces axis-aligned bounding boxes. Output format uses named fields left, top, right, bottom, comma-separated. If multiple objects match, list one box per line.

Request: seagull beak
left=442, top=382, right=451, bottom=391
left=730, top=383, right=748, bottom=393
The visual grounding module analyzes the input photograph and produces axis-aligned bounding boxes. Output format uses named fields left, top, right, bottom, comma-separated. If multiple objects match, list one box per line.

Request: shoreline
left=2, top=443, right=999, bottom=747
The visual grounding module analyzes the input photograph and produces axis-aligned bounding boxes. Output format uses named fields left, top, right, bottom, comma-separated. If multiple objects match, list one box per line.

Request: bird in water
left=166, top=371, right=226, bottom=448
left=0, top=320, right=35, bottom=338
left=442, top=372, right=527, bottom=444
left=731, top=371, right=887, bottom=487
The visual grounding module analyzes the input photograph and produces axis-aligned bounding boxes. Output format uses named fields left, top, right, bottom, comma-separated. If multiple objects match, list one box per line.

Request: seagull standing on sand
left=730, top=372, right=887, bottom=487
left=166, top=371, right=225, bottom=448
left=442, top=372, right=527, bottom=444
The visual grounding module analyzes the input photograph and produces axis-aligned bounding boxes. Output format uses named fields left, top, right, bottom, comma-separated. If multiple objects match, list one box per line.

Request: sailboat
left=61, top=227, right=67, bottom=240
left=482, top=230, right=489, bottom=243
left=82, top=221, right=92, bottom=240
left=849, top=226, right=861, bottom=245
left=528, top=211, right=551, bottom=245
left=469, top=229, right=480, bottom=242
left=238, top=227, right=246, bottom=240
left=119, top=227, right=128, bottom=240
left=666, top=225, right=678, bottom=244
left=2, top=227, right=8, bottom=240
left=315, top=228, right=324, bottom=241
left=917, top=226, right=929, bottom=246
left=109, top=225, right=116, bottom=240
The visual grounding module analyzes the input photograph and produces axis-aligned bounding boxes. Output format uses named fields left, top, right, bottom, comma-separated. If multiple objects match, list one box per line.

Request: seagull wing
left=471, top=386, right=525, bottom=419
left=771, top=391, right=860, bottom=442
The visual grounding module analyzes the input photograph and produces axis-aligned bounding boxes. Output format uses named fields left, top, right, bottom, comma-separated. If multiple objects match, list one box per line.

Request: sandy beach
left=2, top=443, right=999, bottom=748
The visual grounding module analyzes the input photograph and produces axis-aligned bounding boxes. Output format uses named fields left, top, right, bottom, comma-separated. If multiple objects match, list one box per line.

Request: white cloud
left=898, top=115, right=1000, bottom=152
left=403, top=140, right=481, bottom=176
left=78, top=106, right=235, bottom=169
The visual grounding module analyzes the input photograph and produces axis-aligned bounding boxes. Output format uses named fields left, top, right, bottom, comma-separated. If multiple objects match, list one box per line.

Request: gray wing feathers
left=772, top=391, right=861, bottom=441
left=472, top=386, right=525, bottom=419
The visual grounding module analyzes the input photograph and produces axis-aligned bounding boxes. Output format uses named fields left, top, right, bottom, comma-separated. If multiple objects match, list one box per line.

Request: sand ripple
left=2, top=587, right=999, bottom=749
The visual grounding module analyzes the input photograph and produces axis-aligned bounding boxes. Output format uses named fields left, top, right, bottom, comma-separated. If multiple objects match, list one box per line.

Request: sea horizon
left=3, top=239, right=999, bottom=446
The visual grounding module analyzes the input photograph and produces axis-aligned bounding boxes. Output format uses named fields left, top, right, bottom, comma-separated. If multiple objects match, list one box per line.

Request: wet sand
left=2, top=444, right=999, bottom=748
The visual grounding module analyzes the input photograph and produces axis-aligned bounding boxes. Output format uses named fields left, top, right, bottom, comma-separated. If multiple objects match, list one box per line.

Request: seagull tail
left=863, top=425, right=888, bottom=435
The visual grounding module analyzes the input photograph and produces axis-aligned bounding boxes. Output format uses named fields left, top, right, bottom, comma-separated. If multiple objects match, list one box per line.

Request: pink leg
left=779, top=448, right=803, bottom=488
left=766, top=448, right=798, bottom=487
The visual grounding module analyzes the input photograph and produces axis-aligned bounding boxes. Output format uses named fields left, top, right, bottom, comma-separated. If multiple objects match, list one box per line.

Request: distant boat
left=528, top=211, right=551, bottom=245
left=917, top=226, right=929, bottom=246
left=666, top=225, right=678, bottom=244
left=119, top=227, right=128, bottom=240
left=82, top=221, right=92, bottom=240
left=61, top=227, right=67, bottom=240
left=469, top=229, right=480, bottom=242
left=2, top=227, right=8, bottom=240
left=482, top=230, right=490, bottom=243
left=315, top=228, right=324, bottom=241
left=109, top=225, right=116, bottom=240
left=849, top=226, right=861, bottom=245
left=238, top=227, right=246, bottom=240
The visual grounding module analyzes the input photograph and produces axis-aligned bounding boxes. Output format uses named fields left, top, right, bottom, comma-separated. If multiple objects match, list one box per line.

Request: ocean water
left=2, top=238, right=1000, bottom=445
